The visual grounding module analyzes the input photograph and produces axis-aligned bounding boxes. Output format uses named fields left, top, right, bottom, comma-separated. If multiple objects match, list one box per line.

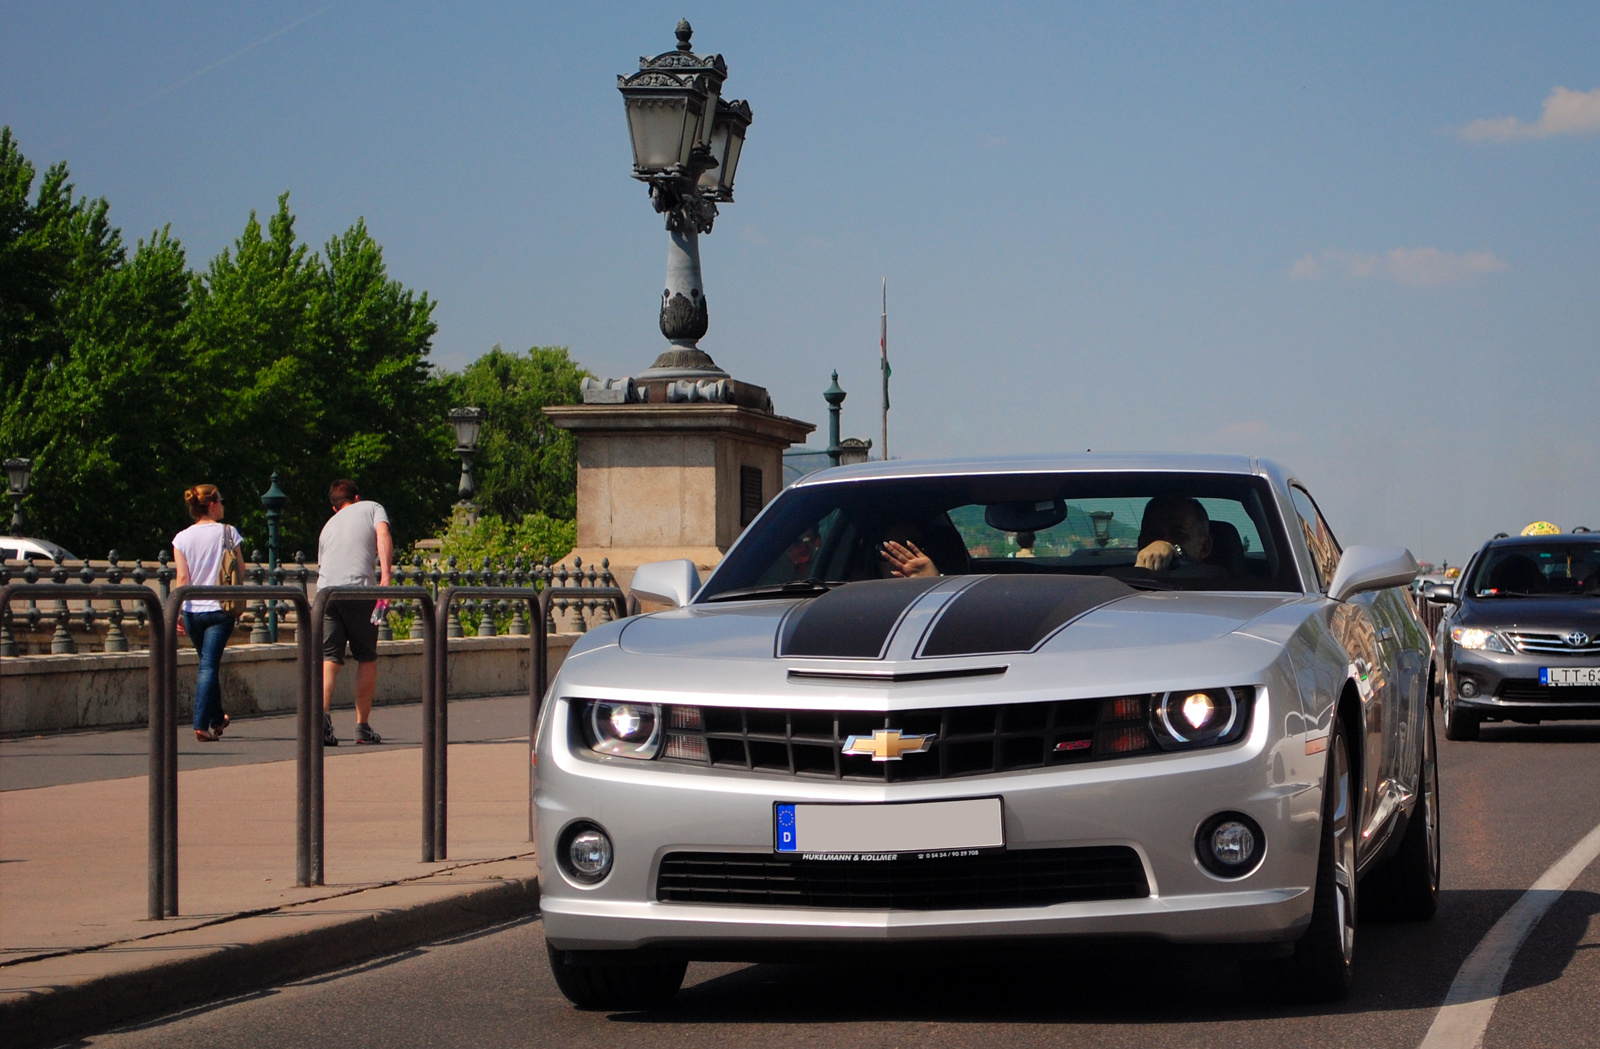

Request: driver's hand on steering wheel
left=1135, top=540, right=1180, bottom=572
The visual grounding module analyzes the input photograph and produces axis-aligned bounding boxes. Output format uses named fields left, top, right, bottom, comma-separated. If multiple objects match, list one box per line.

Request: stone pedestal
left=544, top=402, right=814, bottom=589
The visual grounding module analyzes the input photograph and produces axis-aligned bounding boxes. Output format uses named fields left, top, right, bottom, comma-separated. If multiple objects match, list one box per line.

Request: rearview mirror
left=985, top=498, right=1068, bottom=533
left=1328, top=546, right=1419, bottom=602
left=628, top=559, right=701, bottom=610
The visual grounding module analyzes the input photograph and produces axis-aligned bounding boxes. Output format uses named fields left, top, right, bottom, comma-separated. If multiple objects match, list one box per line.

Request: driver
left=879, top=521, right=939, bottom=579
left=1135, top=496, right=1218, bottom=574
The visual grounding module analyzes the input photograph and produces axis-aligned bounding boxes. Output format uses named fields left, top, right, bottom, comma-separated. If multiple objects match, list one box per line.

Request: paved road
left=50, top=717, right=1600, bottom=1048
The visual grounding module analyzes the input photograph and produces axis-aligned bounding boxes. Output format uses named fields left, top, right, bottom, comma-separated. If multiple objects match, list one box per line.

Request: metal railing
left=307, top=586, right=438, bottom=879
left=1, top=583, right=169, bottom=918
left=1, top=550, right=621, bottom=654
left=2, top=573, right=633, bottom=920
left=162, top=586, right=313, bottom=914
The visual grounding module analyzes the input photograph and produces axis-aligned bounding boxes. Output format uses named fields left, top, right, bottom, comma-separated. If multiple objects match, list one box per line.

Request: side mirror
left=1328, top=546, right=1418, bottom=602
left=1423, top=583, right=1457, bottom=605
left=627, top=559, right=701, bottom=610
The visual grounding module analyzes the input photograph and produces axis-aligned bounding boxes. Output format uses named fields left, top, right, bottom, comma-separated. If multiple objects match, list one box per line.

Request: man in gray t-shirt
left=317, top=479, right=393, bottom=746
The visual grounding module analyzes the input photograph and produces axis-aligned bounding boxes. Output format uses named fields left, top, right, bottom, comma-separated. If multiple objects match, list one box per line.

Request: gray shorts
left=322, top=600, right=378, bottom=664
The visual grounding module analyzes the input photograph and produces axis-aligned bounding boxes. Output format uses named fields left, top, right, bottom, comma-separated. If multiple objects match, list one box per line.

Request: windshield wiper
left=704, top=578, right=844, bottom=602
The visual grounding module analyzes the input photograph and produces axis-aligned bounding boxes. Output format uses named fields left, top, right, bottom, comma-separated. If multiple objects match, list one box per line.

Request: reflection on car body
left=533, top=454, right=1436, bottom=1008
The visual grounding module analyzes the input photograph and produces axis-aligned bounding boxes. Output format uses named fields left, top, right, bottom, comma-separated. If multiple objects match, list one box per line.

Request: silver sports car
left=533, top=454, right=1437, bottom=1007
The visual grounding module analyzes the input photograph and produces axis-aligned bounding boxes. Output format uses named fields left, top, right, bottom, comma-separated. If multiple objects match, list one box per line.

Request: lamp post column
left=824, top=373, right=846, bottom=467
left=261, top=472, right=288, bottom=642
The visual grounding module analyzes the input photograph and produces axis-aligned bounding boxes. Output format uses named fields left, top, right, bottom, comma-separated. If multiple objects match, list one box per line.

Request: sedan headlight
left=1451, top=627, right=1509, bottom=653
left=583, top=700, right=662, bottom=758
left=1149, top=687, right=1249, bottom=751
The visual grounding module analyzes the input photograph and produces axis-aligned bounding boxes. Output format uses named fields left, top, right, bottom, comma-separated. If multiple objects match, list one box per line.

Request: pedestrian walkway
left=0, top=697, right=541, bottom=1047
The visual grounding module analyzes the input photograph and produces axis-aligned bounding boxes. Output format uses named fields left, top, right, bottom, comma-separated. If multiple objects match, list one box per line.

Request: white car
left=533, top=454, right=1436, bottom=1007
left=0, top=536, right=81, bottom=563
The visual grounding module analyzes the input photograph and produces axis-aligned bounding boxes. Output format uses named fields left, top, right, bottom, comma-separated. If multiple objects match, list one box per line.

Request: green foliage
left=430, top=511, right=577, bottom=569
left=442, top=346, right=587, bottom=521
left=0, top=129, right=458, bottom=557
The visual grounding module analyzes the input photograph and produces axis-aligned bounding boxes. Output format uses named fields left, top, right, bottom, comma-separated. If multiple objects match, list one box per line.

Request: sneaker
left=323, top=713, right=339, bottom=747
left=355, top=722, right=383, bottom=745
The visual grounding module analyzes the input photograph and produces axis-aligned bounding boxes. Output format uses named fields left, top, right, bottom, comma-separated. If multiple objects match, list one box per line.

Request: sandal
left=213, top=714, right=230, bottom=737
left=195, top=727, right=219, bottom=742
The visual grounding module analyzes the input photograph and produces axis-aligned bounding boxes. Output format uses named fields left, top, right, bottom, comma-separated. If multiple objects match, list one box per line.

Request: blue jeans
left=184, top=610, right=234, bottom=732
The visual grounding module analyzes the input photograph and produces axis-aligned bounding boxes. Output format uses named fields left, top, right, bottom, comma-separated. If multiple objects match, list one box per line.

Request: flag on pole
left=879, top=278, right=890, bottom=460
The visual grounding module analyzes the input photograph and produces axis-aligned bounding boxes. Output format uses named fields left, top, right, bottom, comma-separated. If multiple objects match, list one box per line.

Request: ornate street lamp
left=5, top=458, right=32, bottom=536
left=1090, top=510, right=1115, bottom=548
left=449, top=407, right=487, bottom=516
left=619, top=20, right=753, bottom=380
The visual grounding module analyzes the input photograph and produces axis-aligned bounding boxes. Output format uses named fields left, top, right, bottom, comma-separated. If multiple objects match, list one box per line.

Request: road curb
left=2, top=871, right=540, bottom=1048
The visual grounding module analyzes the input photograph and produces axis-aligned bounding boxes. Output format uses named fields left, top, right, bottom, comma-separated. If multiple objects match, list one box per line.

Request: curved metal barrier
left=2, top=584, right=168, bottom=917
left=308, top=585, right=438, bottom=878
left=164, top=586, right=314, bottom=909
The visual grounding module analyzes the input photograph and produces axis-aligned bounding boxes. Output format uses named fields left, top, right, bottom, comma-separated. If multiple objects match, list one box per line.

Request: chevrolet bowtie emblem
left=842, top=729, right=935, bottom=762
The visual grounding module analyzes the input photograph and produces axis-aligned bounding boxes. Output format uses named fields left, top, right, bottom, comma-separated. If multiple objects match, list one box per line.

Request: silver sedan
left=532, top=454, right=1437, bottom=1007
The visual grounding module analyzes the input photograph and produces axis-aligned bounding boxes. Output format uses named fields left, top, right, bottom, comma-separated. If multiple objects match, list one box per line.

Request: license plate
left=1541, top=667, right=1600, bottom=687
left=774, top=798, right=1004, bottom=856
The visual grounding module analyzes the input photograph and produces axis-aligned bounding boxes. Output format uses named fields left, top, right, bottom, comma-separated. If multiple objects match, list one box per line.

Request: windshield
left=1469, top=543, right=1600, bottom=597
left=701, top=471, right=1302, bottom=600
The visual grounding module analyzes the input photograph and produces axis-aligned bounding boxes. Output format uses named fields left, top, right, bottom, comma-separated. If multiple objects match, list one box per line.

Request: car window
left=1468, top=543, right=1600, bottom=596
left=1289, top=486, right=1342, bottom=593
left=708, top=471, right=1300, bottom=597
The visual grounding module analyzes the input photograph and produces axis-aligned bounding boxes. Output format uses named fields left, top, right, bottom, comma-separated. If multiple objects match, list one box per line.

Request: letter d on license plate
left=775, top=798, right=1004, bottom=855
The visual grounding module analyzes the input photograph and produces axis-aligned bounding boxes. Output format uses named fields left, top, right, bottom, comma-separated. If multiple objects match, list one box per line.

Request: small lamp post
left=449, top=407, right=487, bottom=519
left=260, top=472, right=288, bottom=641
left=619, top=20, right=753, bottom=379
left=5, top=458, right=32, bottom=536
left=823, top=373, right=846, bottom=467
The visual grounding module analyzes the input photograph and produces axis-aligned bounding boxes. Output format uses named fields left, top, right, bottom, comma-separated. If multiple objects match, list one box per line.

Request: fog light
left=1211, top=821, right=1256, bottom=866
left=1459, top=678, right=1479, bottom=698
left=1195, top=812, right=1264, bottom=878
left=559, top=822, right=614, bottom=884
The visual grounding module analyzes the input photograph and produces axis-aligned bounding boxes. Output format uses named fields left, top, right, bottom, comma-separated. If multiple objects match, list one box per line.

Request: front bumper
left=1450, top=648, right=1600, bottom=721
left=534, top=690, right=1324, bottom=954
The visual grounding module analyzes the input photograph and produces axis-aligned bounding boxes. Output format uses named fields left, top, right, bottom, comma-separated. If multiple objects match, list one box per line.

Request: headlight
left=583, top=700, right=662, bottom=758
left=1451, top=627, right=1508, bottom=653
left=1149, top=687, right=1249, bottom=750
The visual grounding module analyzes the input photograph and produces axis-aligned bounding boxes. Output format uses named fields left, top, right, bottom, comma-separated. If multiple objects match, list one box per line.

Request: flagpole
left=879, top=277, right=889, bottom=461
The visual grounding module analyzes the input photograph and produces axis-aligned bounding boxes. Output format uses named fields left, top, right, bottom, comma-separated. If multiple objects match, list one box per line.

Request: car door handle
left=1376, top=627, right=1396, bottom=645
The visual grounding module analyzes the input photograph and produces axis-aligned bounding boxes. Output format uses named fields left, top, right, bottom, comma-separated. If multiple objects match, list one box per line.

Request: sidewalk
left=0, top=699, right=541, bottom=1047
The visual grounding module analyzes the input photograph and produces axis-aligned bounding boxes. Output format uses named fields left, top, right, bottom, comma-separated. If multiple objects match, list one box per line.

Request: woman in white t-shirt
left=172, top=484, right=244, bottom=742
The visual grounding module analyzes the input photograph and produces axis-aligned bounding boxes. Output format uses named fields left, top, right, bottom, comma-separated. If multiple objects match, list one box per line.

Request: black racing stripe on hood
left=920, top=575, right=1135, bottom=657
left=779, top=576, right=945, bottom=659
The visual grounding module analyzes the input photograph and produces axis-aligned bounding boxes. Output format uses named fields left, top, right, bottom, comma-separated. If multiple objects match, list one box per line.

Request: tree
left=443, top=346, right=587, bottom=521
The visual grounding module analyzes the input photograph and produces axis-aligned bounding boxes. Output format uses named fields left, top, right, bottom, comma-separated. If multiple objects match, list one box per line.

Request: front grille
left=1505, top=631, right=1600, bottom=655
left=656, top=846, right=1149, bottom=909
left=1499, top=683, right=1600, bottom=704
left=650, top=691, right=1248, bottom=782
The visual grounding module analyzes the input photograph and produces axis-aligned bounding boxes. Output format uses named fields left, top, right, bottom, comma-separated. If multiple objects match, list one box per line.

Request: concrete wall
left=0, top=634, right=578, bottom=736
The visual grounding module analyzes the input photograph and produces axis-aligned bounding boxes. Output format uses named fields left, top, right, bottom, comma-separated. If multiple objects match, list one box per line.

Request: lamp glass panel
left=674, top=98, right=705, bottom=169
left=4, top=461, right=28, bottom=495
left=719, top=122, right=746, bottom=197
left=451, top=413, right=483, bottom=450
left=697, top=119, right=732, bottom=193
left=625, top=96, right=695, bottom=172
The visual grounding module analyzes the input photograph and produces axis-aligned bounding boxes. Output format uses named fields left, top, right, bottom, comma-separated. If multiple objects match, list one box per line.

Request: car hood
left=1457, top=595, right=1600, bottom=631
left=617, top=576, right=1304, bottom=665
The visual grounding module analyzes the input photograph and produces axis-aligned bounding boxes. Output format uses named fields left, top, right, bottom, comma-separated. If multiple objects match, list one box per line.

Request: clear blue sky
left=5, top=2, right=1597, bottom=564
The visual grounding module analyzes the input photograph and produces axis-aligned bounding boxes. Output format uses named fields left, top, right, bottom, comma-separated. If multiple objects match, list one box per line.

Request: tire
left=546, top=943, right=687, bottom=1010
left=1291, top=717, right=1358, bottom=1002
left=1442, top=684, right=1480, bottom=742
left=1364, top=696, right=1441, bottom=920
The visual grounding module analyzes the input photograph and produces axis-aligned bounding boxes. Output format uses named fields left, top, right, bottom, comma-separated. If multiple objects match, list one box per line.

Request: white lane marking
left=1419, top=821, right=1600, bottom=1049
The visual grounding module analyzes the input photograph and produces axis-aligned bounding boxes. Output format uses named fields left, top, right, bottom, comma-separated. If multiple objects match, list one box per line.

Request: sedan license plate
left=1541, top=667, right=1600, bottom=687
left=774, top=798, right=1004, bottom=856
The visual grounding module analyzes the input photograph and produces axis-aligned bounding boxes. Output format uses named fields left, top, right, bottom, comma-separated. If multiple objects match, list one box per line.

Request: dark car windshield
left=700, top=471, right=1302, bottom=600
left=1469, top=542, right=1600, bottom=597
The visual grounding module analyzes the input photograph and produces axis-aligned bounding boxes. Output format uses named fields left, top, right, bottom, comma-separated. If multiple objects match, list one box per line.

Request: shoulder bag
left=217, top=528, right=246, bottom=618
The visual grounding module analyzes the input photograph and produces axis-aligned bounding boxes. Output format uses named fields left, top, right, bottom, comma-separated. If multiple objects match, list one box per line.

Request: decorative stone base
left=544, top=402, right=814, bottom=591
